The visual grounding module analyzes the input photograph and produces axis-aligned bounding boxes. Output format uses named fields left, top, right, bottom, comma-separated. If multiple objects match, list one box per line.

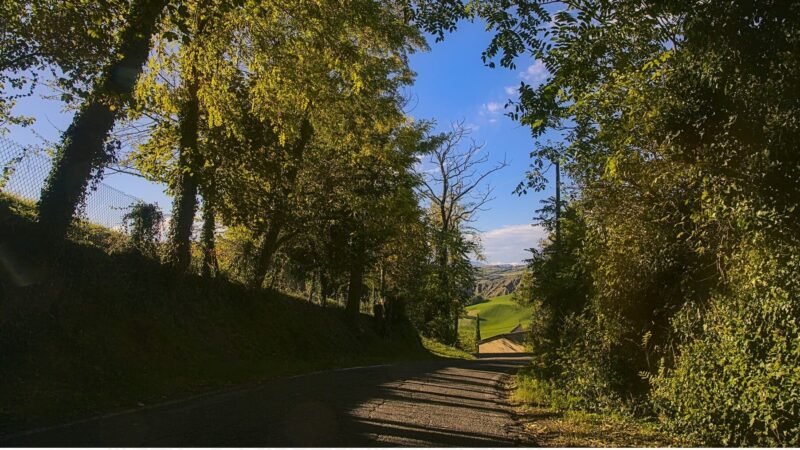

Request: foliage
left=526, top=200, right=591, bottom=333
left=651, top=239, right=800, bottom=446
left=214, top=226, right=261, bottom=285
left=489, top=0, right=800, bottom=444
left=0, top=204, right=435, bottom=434
left=122, top=201, right=164, bottom=257
left=0, top=0, right=35, bottom=133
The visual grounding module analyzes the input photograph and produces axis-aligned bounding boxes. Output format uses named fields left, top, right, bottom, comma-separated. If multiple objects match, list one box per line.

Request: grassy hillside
left=0, top=195, right=454, bottom=435
left=460, top=294, right=532, bottom=341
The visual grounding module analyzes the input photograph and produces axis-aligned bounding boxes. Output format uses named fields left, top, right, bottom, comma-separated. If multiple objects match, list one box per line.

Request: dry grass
left=507, top=374, right=689, bottom=447
left=516, top=406, right=682, bottom=447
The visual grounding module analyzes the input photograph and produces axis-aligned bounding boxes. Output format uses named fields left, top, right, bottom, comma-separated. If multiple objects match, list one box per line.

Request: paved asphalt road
left=3, top=356, right=532, bottom=447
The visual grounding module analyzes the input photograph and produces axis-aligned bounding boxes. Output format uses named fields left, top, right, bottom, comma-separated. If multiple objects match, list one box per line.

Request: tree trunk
left=37, top=0, right=167, bottom=241
left=437, top=242, right=455, bottom=341
left=248, top=219, right=284, bottom=289
left=267, top=265, right=279, bottom=290
left=307, top=272, right=317, bottom=303
left=379, top=263, right=385, bottom=303
left=453, top=305, right=460, bottom=345
left=346, top=256, right=365, bottom=324
left=167, top=77, right=200, bottom=272
left=200, top=197, right=218, bottom=278
left=319, top=272, right=329, bottom=308
left=554, top=158, right=561, bottom=256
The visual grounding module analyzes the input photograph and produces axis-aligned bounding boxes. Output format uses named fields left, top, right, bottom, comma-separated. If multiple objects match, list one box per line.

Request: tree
left=36, top=0, right=168, bottom=242
left=16, top=0, right=546, bottom=247
left=128, top=0, right=251, bottom=271
left=1, top=0, right=137, bottom=134
left=307, top=121, right=425, bottom=324
left=416, top=121, right=506, bottom=342
left=482, top=1, right=800, bottom=443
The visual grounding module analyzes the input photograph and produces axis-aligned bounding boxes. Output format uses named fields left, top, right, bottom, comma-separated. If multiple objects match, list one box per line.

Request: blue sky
left=408, top=20, right=552, bottom=263
left=6, top=19, right=555, bottom=264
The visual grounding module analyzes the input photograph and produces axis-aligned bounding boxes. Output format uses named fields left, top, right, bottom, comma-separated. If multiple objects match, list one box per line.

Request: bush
left=555, top=314, right=632, bottom=411
left=122, top=201, right=163, bottom=257
left=514, top=369, right=579, bottom=411
left=215, top=226, right=261, bottom=284
left=652, top=243, right=800, bottom=446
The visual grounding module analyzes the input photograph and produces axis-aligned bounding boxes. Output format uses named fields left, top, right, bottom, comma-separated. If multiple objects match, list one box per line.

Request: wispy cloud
left=520, top=60, right=549, bottom=86
left=481, top=101, right=503, bottom=115
left=478, top=224, right=548, bottom=265
left=504, top=85, right=518, bottom=96
left=464, top=122, right=481, bottom=132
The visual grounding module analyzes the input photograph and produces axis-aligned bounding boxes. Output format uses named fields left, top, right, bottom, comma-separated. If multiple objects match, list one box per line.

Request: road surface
left=2, top=356, right=532, bottom=447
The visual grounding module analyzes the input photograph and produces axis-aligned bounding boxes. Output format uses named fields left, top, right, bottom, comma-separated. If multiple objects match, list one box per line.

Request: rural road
left=2, top=356, right=534, bottom=447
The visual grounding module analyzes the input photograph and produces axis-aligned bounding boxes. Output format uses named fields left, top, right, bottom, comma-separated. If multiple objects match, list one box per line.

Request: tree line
left=6, top=1, right=795, bottom=444
left=1, top=0, right=530, bottom=342
left=507, top=1, right=800, bottom=446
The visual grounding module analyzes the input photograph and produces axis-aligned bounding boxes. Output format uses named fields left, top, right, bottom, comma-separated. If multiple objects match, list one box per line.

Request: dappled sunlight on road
left=2, top=358, right=532, bottom=447
left=346, top=360, right=533, bottom=446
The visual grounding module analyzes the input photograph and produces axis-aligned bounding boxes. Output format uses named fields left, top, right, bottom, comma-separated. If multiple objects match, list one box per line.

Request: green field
left=460, top=294, right=532, bottom=341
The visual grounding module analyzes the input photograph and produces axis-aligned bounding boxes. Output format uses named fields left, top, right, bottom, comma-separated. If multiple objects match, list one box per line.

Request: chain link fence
left=0, top=136, right=145, bottom=231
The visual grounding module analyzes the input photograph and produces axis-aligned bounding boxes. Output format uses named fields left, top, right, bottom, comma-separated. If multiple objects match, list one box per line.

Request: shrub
left=554, top=313, right=633, bottom=412
left=215, top=226, right=261, bottom=284
left=122, top=201, right=163, bottom=257
left=652, top=243, right=800, bottom=446
left=514, top=367, right=581, bottom=411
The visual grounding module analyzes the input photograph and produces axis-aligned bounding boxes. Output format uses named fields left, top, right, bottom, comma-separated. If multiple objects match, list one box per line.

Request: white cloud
left=477, top=224, right=548, bottom=265
left=464, top=122, right=480, bottom=132
left=504, top=85, right=518, bottom=96
left=481, top=101, right=503, bottom=115
left=520, top=60, right=549, bottom=86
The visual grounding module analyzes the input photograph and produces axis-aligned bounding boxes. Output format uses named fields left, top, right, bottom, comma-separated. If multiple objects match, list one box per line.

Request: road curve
left=2, top=356, right=533, bottom=447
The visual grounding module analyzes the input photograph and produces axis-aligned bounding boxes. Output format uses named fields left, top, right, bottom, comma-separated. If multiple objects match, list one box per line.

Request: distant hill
left=472, top=264, right=525, bottom=299
left=461, top=294, right=532, bottom=340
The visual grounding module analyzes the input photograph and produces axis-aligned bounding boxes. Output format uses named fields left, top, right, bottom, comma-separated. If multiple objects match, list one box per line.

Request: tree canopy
left=500, top=1, right=800, bottom=445
left=4, top=1, right=798, bottom=444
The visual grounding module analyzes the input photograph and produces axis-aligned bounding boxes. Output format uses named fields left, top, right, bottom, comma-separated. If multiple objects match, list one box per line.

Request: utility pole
left=554, top=158, right=561, bottom=252
left=475, top=313, right=481, bottom=355
left=475, top=313, right=481, bottom=341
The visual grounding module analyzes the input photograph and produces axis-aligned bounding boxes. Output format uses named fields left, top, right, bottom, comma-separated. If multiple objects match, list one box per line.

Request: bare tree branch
left=415, top=121, right=508, bottom=231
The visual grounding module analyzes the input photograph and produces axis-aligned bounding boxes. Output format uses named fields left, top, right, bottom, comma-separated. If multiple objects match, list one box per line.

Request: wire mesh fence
left=0, top=136, right=144, bottom=232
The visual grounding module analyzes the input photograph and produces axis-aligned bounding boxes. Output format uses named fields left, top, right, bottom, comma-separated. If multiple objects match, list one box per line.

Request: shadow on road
left=2, top=357, right=532, bottom=447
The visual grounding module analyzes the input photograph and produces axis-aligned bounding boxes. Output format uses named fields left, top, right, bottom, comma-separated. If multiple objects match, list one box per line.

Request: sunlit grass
left=421, top=337, right=476, bottom=360
left=511, top=370, right=685, bottom=447
left=460, top=294, right=532, bottom=340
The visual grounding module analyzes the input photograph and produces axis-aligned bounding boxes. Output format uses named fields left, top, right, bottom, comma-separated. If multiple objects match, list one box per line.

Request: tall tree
left=1, top=0, right=136, bottom=134
left=37, top=0, right=168, bottom=241
left=417, top=122, right=506, bottom=342
left=162, top=0, right=228, bottom=271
